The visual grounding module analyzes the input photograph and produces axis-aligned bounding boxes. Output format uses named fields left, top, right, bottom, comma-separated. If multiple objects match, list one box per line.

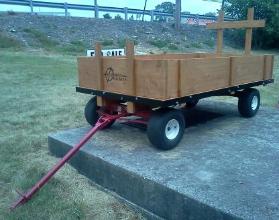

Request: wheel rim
left=165, top=119, right=180, bottom=140
left=251, top=95, right=258, bottom=111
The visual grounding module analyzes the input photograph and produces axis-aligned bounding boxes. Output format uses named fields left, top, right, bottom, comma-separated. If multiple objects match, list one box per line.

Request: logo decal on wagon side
left=104, top=67, right=127, bottom=83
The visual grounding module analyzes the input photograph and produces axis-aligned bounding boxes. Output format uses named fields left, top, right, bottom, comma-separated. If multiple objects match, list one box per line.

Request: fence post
left=124, top=7, right=128, bottom=21
left=64, top=2, right=68, bottom=16
left=29, top=0, right=33, bottom=14
left=150, top=10, right=154, bottom=22
left=94, top=0, right=99, bottom=18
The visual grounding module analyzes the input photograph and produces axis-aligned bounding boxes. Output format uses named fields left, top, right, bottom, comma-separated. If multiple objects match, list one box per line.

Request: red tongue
left=10, top=113, right=125, bottom=210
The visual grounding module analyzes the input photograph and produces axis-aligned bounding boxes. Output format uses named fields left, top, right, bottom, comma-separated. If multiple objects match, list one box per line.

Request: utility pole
left=175, top=0, right=181, bottom=30
left=142, top=0, right=147, bottom=21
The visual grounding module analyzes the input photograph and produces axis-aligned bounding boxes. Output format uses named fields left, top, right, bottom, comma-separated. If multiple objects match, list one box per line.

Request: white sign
left=87, top=48, right=125, bottom=57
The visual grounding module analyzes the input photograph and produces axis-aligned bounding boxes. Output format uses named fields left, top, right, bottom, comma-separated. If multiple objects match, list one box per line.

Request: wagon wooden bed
left=76, top=8, right=274, bottom=150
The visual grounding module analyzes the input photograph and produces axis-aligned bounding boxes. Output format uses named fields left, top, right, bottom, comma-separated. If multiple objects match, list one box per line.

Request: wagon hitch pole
left=10, top=113, right=127, bottom=210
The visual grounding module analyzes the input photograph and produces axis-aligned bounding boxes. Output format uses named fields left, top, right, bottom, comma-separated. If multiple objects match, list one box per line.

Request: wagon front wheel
left=147, top=109, right=185, bottom=150
left=84, top=96, right=115, bottom=128
left=84, top=96, right=99, bottom=126
left=238, top=88, right=260, bottom=118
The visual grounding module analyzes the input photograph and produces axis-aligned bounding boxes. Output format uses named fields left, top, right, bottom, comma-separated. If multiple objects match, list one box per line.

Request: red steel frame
left=11, top=106, right=151, bottom=210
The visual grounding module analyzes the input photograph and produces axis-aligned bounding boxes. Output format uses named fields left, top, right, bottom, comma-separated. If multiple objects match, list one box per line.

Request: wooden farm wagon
left=76, top=8, right=274, bottom=150
left=9, top=8, right=275, bottom=209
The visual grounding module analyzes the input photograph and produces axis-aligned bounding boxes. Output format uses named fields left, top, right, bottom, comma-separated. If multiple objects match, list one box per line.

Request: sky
left=0, top=0, right=222, bottom=16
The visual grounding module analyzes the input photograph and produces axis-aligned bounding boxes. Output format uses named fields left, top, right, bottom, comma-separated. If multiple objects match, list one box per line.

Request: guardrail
left=0, top=0, right=234, bottom=24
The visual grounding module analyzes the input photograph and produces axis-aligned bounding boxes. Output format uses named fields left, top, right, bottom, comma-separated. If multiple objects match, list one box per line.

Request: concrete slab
left=48, top=100, right=279, bottom=220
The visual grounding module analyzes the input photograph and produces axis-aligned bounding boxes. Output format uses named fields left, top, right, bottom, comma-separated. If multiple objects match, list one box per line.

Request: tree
left=103, top=13, right=112, bottom=19
left=154, top=1, right=175, bottom=21
left=204, top=12, right=216, bottom=16
left=224, top=0, right=279, bottom=48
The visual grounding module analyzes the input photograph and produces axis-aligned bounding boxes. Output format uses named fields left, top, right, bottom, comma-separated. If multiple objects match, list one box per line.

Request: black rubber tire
left=84, top=96, right=99, bottom=126
left=147, top=109, right=185, bottom=150
left=84, top=97, right=115, bottom=128
left=185, top=99, right=199, bottom=108
left=238, top=88, right=260, bottom=118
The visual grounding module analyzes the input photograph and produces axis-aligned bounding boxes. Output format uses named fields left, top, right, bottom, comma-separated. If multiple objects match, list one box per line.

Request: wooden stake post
left=207, top=8, right=265, bottom=55
left=245, top=8, right=254, bottom=54
left=95, top=42, right=106, bottom=107
left=126, top=41, right=136, bottom=113
left=216, top=11, right=224, bottom=55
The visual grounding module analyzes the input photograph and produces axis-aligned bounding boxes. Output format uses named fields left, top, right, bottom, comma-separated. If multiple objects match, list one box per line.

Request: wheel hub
left=251, top=96, right=258, bottom=110
left=165, top=119, right=180, bottom=140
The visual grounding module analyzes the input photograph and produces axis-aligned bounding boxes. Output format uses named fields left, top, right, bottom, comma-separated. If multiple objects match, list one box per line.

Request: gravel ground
left=0, top=12, right=216, bottom=50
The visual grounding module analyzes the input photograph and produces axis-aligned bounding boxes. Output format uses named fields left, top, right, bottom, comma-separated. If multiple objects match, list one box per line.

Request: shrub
left=23, top=28, right=58, bottom=48
left=190, top=42, right=202, bottom=48
left=55, top=40, right=86, bottom=55
left=117, top=39, right=138, bottom=48
left=148, top=39, right=170, bottom=48
left=204, top=39, right=215, bottom=47
left=114, top=14, right=123, bottom=20
left=101, top=39, right=114, bottom=46
left=0, top=33, right=21, bottom=48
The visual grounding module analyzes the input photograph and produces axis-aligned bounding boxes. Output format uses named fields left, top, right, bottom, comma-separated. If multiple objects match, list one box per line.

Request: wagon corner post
left=125, top=40, right=136, bottom=113
left=95, top=42, right=105, bottom=106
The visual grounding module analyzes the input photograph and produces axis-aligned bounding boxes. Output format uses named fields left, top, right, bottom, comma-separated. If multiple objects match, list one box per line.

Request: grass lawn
left=0, top=48, right=278, bottom=220
left=0, top=50, right=143, bottom=219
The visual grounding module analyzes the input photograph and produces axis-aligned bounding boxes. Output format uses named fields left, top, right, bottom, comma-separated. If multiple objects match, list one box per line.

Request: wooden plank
left=245, top=8, right=254, bottom=55
left=166, top=60, right=179, bottom=98
left=95, top=43, right=104, bottom=90
left=135, top=53, right=201, bottom=60
left=263, top=55, right=274, bottom=80
left=97, top=96, right=104, bottom=107
left=216, top=11, right=224, bottom=55
left=207, top=20, right=265, bottom=30
left=77, top=57, right=99, bottom=89
left=163, top=60, right=168, bottom=99
left=127, top=102, right=135, bottom=113
left=135, top=60, right=178, bottom=100
left=102, top=58, right=129, bottom=94
left=135, top=59, right=166, bottom=100
left=180, top=57, right=230, bottom=96
left=126, top=41, right=136, bottom=96
left=228, top=57, right=233, bottom=86
left=177, top=60, right=181, bottom=97
left=230, top=56, right=264, bottom=85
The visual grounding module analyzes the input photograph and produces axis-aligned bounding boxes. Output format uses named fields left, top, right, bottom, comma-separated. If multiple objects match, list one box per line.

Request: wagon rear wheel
left=84, top=96, right=115, bottom=128
left=147, top=109, right=185, bottom=150
left=238, top=88, right=260, bottom=118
